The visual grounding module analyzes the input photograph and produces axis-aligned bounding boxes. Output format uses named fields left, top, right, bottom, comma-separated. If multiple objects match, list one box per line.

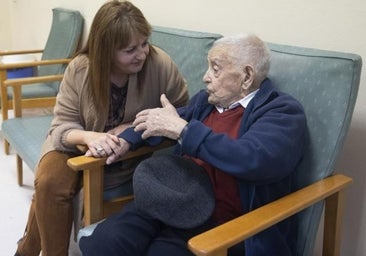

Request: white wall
left=1, top=0, right=366, bottom=255
left=0, top=0, right=12, bottom=50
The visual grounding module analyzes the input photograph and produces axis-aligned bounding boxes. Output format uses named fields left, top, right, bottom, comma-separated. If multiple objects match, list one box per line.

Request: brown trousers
left=17, top=151, right=81, bottom=256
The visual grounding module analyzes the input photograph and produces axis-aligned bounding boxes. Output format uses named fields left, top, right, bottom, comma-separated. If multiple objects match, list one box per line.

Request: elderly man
left=80, top=34, right=307, bottom=256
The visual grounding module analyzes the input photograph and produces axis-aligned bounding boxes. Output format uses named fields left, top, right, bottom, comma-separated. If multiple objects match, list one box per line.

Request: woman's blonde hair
left=79, top=0, right=153, bottom=109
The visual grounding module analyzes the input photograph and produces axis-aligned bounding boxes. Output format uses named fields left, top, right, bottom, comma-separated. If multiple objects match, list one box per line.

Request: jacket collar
left=246, top=78, right=278, bottom=112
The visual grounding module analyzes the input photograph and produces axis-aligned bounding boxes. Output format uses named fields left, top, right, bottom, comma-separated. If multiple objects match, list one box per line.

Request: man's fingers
left=135, top=109, right=149, bottom=118
left=133, top=115, right=147, bottom=127
left=106, top=154, right=118, bottom=165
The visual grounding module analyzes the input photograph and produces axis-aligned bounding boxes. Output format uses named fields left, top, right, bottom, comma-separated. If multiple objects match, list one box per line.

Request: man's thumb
left=160, top=94, right=172, bottom=108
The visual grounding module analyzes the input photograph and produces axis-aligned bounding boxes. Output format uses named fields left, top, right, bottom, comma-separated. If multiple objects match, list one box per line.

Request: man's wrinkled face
left=203, top=45, right=244, bottom=108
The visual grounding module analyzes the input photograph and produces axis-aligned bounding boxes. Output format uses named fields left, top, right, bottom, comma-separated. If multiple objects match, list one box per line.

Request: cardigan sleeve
left=48, top=57, right=88, bottom=151
left=118, top=127, right=164, bottom=150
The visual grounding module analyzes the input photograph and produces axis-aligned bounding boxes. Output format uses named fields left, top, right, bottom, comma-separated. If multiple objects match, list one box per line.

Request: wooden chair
left=185, top=44, right=362, bottom=256
left=0, top=7, right=84, bottom=154
left=72, top=29, right=362, bottom=256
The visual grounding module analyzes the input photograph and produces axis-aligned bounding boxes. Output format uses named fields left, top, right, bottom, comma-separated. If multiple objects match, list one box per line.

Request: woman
left=15, top=1, right=188, bottom=255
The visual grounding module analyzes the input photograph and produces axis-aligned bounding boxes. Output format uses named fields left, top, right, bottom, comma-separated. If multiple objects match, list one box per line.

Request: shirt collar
left=215, top=89, right=259, bottom=113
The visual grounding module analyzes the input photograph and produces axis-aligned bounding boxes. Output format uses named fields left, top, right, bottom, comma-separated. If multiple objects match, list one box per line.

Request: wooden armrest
left=3, top=74, right=64, bottom=87
left=188, top=174, right=352, bottom=256
left=68, top=139, right=176, bottom=225
left=67, top=139, right=176, bottom=171
left=0, top=49, right=43, bottom=56
left=0, top=58, right=70, bottom=70
left=2, top=74, right=64, bottom=118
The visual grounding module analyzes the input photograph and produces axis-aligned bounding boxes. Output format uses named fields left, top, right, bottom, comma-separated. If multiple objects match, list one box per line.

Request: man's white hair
left=213, top=34, right=271, bottom=84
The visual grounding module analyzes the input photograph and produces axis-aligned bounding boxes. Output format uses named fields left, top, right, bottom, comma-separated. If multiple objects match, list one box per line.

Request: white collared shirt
left=215, top=89, right=259, bottom=113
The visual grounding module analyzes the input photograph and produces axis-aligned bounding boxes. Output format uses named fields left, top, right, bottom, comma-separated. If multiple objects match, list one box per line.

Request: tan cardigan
left=40, top=46, right=188, bottom=163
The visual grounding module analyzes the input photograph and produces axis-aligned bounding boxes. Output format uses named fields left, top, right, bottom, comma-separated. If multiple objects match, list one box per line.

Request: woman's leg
left=79, top=202, right=163, bottom=256
left=16, top=198, right=41, bottom=256
left=16, top=151, right=80, bottom=256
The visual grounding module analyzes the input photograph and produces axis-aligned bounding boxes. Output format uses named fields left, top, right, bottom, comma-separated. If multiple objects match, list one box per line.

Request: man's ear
left=241, top=65, right=255, bottom=90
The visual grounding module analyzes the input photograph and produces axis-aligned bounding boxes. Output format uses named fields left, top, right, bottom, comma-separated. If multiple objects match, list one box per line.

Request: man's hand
left=133, top=94, right=187, bottom=140
left=105, top=138, right=130, bottom=164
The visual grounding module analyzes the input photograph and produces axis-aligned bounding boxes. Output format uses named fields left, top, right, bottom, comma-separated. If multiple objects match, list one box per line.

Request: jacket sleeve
left=118, top=128, right=164, bottom=150
left=179, top=93, right=307, bottom=184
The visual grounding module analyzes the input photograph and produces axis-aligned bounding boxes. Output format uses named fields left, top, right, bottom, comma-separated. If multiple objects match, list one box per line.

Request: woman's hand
left=84, top=132, right=120, bottom=157
left=83, top=133, right=130, bottom=164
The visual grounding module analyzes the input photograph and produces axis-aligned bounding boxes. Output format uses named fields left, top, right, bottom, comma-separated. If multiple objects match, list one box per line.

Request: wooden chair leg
left=1, top=69, right=10, bottom=155
left=4, top=140, right=10, bottom=155
left=323, top=190, right=346, bottom=256
left=4, top=85, right=21, bottom=155
left=16, top=154, right=23, bottom=186
left=83, top=167, right=104, bottom=226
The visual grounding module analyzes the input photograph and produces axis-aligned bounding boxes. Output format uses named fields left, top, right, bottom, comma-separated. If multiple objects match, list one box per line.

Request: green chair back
left=267, top=42, right=361, bottom=255
left=38, top=7, right=84, bottom=92
left=150, top=26, right=222, bottom=98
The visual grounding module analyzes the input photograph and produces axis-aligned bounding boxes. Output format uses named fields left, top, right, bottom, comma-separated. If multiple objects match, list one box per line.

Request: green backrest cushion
left=268, top=43, right=361, bottom=185
left=38, top=7, right=84, bottom=91
left=150, top=26, right=222, bottom=98
left=267, top=42, right=361, bottom=255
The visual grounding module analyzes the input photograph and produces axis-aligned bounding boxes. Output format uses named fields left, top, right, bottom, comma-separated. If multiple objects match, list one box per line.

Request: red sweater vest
left=190, top=106, right=244, bottom=224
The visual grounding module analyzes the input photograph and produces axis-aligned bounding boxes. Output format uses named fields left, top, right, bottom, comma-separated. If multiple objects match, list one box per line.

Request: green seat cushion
left=2, top=115, right=53, bottom=171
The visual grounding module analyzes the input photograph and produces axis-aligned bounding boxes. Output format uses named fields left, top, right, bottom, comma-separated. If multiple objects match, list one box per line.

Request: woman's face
left=112, top=35, right=150, bottom=75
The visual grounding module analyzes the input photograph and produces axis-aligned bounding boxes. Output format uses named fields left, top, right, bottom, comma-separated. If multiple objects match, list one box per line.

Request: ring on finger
left=95, top=146, right=104, bottom=154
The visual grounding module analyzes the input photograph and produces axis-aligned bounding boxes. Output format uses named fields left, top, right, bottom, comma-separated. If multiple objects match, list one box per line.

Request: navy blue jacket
left=120, top=78, right=307, bottom=256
